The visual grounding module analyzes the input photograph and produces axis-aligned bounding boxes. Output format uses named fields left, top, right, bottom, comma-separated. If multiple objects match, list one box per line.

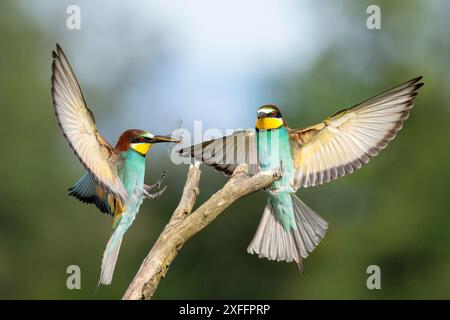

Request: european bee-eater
left=51, top=44, right=179, bottom=285
left=179, top=76, right=423, bottom=270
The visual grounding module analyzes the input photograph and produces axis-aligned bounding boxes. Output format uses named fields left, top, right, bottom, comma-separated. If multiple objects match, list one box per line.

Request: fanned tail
left=247, top=194, right=328, bottom=269
left=99, top=235, right=123, bottom=286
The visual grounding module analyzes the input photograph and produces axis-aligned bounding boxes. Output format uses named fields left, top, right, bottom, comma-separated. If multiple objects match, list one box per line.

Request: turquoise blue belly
left=116, top=150, right=147, bottom=227
left=107, top=150, right=147, bottom=251
left=257, top=126, right=295, bottom=230
left=121, top=150, right=146, bottom=195
left=257, top=126, right=294, bottom=190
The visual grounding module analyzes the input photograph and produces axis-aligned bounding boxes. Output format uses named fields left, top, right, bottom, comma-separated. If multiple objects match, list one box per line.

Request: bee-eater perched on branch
left=51, top=44, right=179, bottom=285
left=179, top=76, right=423, bottom=271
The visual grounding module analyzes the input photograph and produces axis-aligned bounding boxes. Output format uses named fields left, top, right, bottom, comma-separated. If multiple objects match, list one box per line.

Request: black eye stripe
left=257, top=108, right=282, bottom=118
left=270, top=111, right=281, bottom=118
left=132, top=137, right=147, bottom=143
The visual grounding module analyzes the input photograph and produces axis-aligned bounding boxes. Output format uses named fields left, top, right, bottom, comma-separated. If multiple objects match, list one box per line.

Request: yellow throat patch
left=256, top=117, right=283, bottom=130
left=131, top=143, right=152, bottom=156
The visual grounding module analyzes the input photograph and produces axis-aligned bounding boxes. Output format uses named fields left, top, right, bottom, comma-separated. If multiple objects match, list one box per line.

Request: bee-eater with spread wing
left=51, top=44, right=179, bottom=285
left=179, top=76, right=423, bottom=271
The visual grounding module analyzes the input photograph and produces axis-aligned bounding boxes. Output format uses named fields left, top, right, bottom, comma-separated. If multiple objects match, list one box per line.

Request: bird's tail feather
left=99, top=235, right=123, bottom=286
left=247, top=194, right=328, bottom=268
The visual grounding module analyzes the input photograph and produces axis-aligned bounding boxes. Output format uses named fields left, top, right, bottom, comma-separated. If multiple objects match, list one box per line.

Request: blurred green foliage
left=0, top=0, right=449, bottom=299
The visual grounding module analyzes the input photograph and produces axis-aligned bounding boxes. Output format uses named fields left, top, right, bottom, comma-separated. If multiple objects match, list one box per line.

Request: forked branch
left=122, top=163, right=280, bottom=300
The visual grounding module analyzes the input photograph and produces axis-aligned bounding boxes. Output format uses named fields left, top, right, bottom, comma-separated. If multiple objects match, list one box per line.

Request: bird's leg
left=263, top=159, right=285, bottom=192
left=267, top=186, right=294, bottom=196
left=143, top=171, right=167, bottom=200
left=279, top=158, right=285, bottom=176
left=143, top=184, right=167, bottom=200
left=147, top=171, right=166, bottom=191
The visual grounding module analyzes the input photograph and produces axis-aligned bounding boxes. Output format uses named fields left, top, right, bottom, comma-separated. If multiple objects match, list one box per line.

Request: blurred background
left=0, top=0, right=449, bottom=299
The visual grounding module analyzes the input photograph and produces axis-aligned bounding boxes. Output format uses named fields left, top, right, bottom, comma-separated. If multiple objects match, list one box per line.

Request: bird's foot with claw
left=267, top=186, right=294, bottom=195
left=143, top=171, right=168, bottom=199
left=263, top=161, right=284, bottom=191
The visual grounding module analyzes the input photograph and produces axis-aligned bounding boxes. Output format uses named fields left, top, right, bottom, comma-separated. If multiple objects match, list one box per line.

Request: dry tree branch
left=122, top=163, right=280, bottom=300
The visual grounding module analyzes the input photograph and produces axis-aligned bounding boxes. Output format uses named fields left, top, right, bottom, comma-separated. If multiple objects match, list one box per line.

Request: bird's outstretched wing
left=289, top=76, right=423, bottom=190
left=178, top=129, right=259, bottom=175
left=51, top=44, right=127, bottom=201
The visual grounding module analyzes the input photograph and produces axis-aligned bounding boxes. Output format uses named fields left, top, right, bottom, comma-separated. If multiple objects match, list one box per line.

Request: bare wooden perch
left=122, top=163, right=280, bottom=300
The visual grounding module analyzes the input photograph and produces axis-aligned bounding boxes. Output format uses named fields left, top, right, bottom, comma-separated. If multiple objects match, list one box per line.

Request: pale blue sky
left=24, top=0, right=328, bottom=137
left=22, top=0, right=449, bottom=145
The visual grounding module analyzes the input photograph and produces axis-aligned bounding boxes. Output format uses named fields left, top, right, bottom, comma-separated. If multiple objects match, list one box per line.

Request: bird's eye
left=271, top=112, right=277, bottom=117
left=139, top=137, right=146, bottom=142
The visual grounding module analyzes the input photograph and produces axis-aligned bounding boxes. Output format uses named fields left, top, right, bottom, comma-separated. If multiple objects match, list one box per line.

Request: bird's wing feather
left=68, top=172, right=124, bottom=217
left=178, top=129, right=259, bottom=175
left=289, top=76, right=423, bottom=190
left=51, top=44, right=127, bottom=201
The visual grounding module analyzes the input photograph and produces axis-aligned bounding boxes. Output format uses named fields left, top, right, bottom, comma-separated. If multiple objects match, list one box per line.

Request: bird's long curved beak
left=150, top=135, right=181, bottom=144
